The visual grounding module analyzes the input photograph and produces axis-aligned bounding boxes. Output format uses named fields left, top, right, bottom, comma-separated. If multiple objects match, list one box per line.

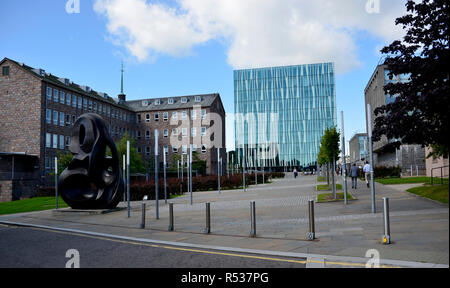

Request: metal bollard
left=168, top=203, right=174, bottom=231
left=203, top=203, right=211, bottom=234
left=307, top=200, right=315, bottom=240
left=382, top=197, right=391, bottom=244
left=140, top=203, right=146, bottom=229
left=250, top=201, right=256, bottom=237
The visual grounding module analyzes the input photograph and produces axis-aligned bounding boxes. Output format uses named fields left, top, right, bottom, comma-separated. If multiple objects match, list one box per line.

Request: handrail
left=431, top=165, right=449, bottom=185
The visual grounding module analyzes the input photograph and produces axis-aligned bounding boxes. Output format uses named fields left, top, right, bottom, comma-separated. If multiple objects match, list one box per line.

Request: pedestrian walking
left=293, top=168, right=298, bottom=179
left=363, top=161, right=371, bottom=188
left=350, top=163, right=359, bottom=189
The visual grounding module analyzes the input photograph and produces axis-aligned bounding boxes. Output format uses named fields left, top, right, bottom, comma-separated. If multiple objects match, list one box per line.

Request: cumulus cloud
left=94, top=0, right=407, bottom=73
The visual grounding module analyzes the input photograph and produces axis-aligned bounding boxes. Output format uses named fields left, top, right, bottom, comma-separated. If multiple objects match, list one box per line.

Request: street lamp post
left=367, top=104, right=376, bottom=213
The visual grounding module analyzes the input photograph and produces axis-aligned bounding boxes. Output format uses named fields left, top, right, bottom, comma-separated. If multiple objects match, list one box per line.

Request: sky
left=0, top=0, right=409, bottom=153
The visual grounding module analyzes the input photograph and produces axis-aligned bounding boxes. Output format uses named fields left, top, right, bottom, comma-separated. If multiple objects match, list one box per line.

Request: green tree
left=56, top=151, right=73, bottom=175
left=317, top=127, right=340, bottom=195
left=374, top=0, right=449, bottom=158
left=114, top=133, right=146, bottom=174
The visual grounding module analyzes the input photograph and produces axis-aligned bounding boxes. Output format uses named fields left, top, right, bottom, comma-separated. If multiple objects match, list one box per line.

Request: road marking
left=26, top=226, right=308, bottom=265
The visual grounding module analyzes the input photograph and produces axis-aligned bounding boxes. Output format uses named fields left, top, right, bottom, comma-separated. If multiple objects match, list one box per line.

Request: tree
left=114, top=133, right=146, bottom=174
left=317, top=127, right=340, bottom=195
left=56, top=151, right=73, bottom=175
left=373, top=0, right=449, bottom=158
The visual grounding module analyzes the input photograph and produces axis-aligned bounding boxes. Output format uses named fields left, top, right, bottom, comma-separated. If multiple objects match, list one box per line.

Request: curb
left=1, top=219, right=447, bottom=268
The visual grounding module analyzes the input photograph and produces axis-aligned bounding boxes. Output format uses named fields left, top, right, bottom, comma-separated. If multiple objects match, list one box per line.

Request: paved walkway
left=1, top=175, right=448, bottom=267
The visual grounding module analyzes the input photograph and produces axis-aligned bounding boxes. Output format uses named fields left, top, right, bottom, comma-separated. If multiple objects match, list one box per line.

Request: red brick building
left=0, top=57, right=226, bottom=200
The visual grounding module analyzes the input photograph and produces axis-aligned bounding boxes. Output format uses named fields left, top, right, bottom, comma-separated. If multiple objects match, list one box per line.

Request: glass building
left=234, top=63, right=336, bottom=171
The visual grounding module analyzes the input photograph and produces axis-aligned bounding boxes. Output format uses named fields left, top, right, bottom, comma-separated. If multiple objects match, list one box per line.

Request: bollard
left=168, top=203, right=174, bottom=231
left=140, top=203, right=146, bottom=229
left=382, top=197, right=391, bottom=244
left=250, top=201, right=256, bottom=237
left=203, top=203, right=211, bottom=234
left=307, top=200, right=315, bottom=240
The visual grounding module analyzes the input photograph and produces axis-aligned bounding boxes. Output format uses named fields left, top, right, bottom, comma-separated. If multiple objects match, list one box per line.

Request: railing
left=431, top=165, right=449, bottom=185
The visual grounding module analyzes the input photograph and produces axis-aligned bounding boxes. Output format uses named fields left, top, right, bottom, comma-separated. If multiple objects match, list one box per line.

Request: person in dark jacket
left=350, top=163, right=359, bottom=189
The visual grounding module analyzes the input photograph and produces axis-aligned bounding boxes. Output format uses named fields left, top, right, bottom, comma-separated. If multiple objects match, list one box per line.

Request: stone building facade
left=364, top=64, right=426, bottom=175
left=0, top=57, right=226, bottom=200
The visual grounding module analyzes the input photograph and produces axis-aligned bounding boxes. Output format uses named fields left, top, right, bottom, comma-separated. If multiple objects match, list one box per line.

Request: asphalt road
left=0, top=224, right=306, bottom=268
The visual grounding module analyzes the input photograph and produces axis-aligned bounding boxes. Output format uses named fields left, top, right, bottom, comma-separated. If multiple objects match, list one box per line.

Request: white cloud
left=94, top=0, right=407, bottom=73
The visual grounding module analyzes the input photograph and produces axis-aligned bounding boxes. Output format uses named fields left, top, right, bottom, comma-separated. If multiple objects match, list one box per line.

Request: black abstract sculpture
left=58, top=113, right=124, bottom=209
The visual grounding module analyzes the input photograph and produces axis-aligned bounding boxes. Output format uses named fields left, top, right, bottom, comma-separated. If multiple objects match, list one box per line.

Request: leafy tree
left=317, top=127, right=340, bottom=190
left=373, top=0, right=449, bottom=158
left=114, top=133, right=146, bottom=174
left=56, top=151, right=73, bottom=175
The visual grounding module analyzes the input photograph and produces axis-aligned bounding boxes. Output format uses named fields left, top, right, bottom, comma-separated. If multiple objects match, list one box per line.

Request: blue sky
left=1, top=0, right=408, bottom=152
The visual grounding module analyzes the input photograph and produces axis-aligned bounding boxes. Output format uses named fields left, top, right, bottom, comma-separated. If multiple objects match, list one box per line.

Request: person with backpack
left=363, top=161, right=371, bottom=188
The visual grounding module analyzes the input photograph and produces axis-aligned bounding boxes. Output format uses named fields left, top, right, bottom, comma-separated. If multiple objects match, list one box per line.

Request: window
left=201, top=109, right=206, bottom=120
left=59, top=135, right=65, bottom=150
left=72, top=95, right=77, bottom=107
left=53, top=89, right=59, bottom=102
left=53, top=134, right=58, bottom=149
left=102, top=104, right=106, bottom=114
left=192, top=144, right=197, bottom=152
left=60, top=91, right=65, bottom=104
left=164, top=146, right=168, bottom=154
left=182, top=111, right=187, bottom=120
left=65, top=114, right=71, bottom=126
left=46, top=87, right=52, bottom=100
left=2, top=66, right=10, bottom=76
left=78, top=97, right=82, bottom=109
left=163, top=129, right=169, bottom=138
left=46, top=133, right=51, bottom=148
left=182, top=128, right=187, bottom=137
left=137, top=114, right=142, bottom=123
left=137, top=131, right=141, bottom=140
left=93, top=102, right=97, bottom=112
left=191, top=110, right=197, bottom=120
left=83, top=98, right=87, bottom=109
left=195, top=96, right=201, bottom=102
left=53, top=111, right=58, bottom=125
left=201, top=145, right=207, bottom=154
left=60, top=112, right=65, bottom=126
left=66, top=93, right=71, bottom=106
left=201, top=127, right=206, bottom=136
left=191, top=127, right=197, bottom=137
left=154, top=99, right=161, bottom=105
left=163, top=112, right=168, bottom=121
left=172, top=147, right=178, bottom=153
left=172, top=128, right=178, bottom=136
left=72, top=115, right=76, bottom=124
left=154, top=113, right=159, bottom=121
left=45, top=157, right=50, bottom=169
left=168, top=98, right=174, bottom=104
left=145, top=146, right=150, bottom=156
left=98, top=103, right=102, bottom=114
left=46, top=109, right=51, bottom=124
left=65, top=136, right=71, bottom=148
left=145, top=130, right=150, bottom=139
left=137, top=147, right=142, bottom=154
left=106, top=105, right=110, bottom=115
left=111, top=109, right=115, bottom=119
left=181, top=97, right=188, bottom=103
left=172, top=111, right=178, bottom=120
left=182, top=145, right=187, bottom=154
left=145, top=113, right=150, bottom=122
left=88, top=100, right=92, bottom=111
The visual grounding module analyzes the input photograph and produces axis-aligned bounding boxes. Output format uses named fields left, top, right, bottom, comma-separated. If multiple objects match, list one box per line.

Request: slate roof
left=124, top=94, right=220, bottom=112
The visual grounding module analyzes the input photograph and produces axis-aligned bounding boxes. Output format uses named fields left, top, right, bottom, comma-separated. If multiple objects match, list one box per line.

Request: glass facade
left=234, top=63, right=336, bottom=170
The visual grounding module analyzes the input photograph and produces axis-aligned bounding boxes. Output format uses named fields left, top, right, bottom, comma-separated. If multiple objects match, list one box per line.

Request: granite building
left=364, top=64, right=426, bottom=175
left=0, top=57, right=225, bottom=201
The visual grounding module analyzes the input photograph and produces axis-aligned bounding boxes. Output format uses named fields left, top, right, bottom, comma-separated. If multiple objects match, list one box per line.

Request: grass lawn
left=375, top=176, right=448, bottom=185
left=406, top=184, right=449, bottom=204
left=0, top=197, right=68, bottom=216
left=317, top=176, right=327, bottom=182
left=317, top=192, right=354, bottom=202
left=317, top=184, right=342, bottom=191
